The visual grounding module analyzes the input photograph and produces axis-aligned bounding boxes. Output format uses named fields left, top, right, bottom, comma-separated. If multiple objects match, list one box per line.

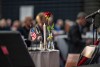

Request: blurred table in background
left=29, top=50, right=60, bottom=67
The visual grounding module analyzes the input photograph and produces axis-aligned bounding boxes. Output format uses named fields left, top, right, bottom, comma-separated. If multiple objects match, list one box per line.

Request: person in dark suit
left=19, top=17, right=33, bottom=47
left=19, top=17, right=33, bottom=39
left=68, top=12, right=91, bottom=53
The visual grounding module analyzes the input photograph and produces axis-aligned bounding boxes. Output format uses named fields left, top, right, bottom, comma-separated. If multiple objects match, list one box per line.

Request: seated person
left=19, top=17, right=33, bottom=39
left=11, top=20, right=21, bottom=31
left=19, top=17, right=33, bottom=47
left=0, top=19, right=10, bottom=31
left=28, top=12, right=54, bottom=45
left=53, top=19, right=64, bottom=36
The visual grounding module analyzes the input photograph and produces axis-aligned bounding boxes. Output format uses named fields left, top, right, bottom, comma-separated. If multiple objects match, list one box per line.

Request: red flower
left=44, top=12, right=52, bottom=18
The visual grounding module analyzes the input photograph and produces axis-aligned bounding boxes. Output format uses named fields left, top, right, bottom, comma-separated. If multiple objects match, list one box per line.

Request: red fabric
left=94, top=40, right=99, bottom=46
left=77, top=57, right=88, bottom=66
left=0, top=45, right=9, bottom=55
left=77, top=39, right=100, bottom=66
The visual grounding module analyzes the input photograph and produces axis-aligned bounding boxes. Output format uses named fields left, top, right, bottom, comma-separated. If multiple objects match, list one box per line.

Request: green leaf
left=51, top=23, right=54, bottom=30
left=47, top=23, right=54, bottom=33
left=47, top=26, right=51, bottom=33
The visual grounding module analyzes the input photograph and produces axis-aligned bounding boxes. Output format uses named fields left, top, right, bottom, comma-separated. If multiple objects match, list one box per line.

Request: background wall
left=2, top=0, right=84, bottom=21
left=1, top=0, right=100, bottom=24
left=0, top=0, right=2, bottom=19
left=84, top=0, right=100, bottom=26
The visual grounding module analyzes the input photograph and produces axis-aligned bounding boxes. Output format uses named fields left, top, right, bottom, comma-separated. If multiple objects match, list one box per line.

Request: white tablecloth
left=29, top=50, right=60, bottom=67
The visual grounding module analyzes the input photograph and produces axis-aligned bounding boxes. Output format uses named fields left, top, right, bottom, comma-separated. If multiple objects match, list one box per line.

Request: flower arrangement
left=44, top=11, right=55, bottom=49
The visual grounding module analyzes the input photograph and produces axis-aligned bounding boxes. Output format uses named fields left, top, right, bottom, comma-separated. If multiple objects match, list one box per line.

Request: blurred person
left=53, top=19, right=64, bottom=36
left=0, top=18, right=10, bottom=30
left=64, top=19, right=74, bottom=34
left=19, top=17, right=33, bottom=39
left=29, top=12, right=53, bottom=41
left=6, top=18, right=12, bottom=27
left=55, top=19, right=64, bottom=31
left=68, top=12, right=92, bottom=53
left=11, top=20, right=21, bottom=31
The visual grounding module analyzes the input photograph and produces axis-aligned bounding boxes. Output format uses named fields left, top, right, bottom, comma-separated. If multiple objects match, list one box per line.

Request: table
left=29, top=50, right=60, bottom=67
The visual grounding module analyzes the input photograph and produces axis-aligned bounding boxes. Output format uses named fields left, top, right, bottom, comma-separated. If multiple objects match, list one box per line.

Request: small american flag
left=30, top=29, right=37, bottom=41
